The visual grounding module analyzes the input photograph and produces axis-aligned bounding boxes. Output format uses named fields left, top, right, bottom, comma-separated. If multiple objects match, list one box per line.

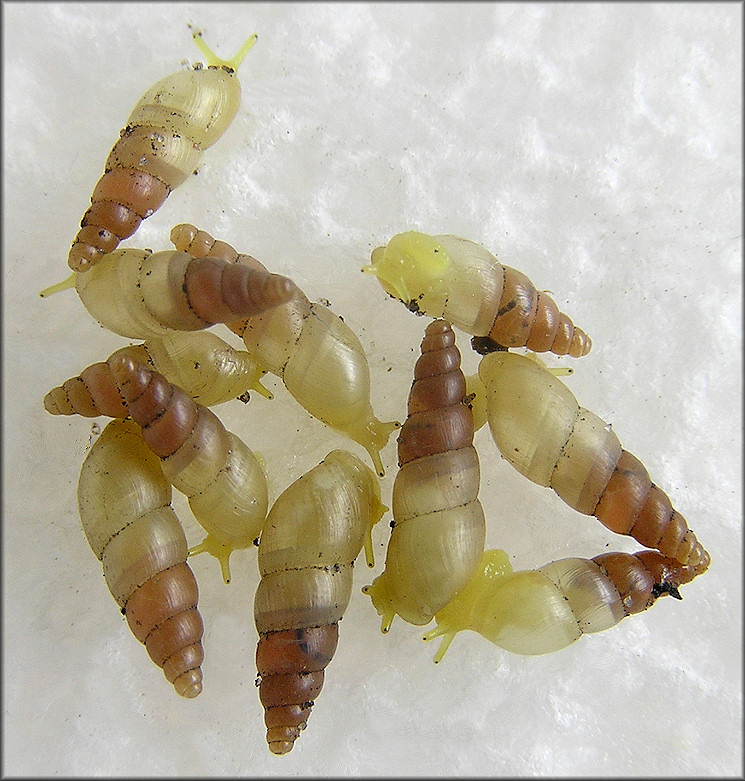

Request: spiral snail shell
left=254, top=450, right=386, bottom=754
left=108, top=353, right=269, bottom=583
left=476, top=351, right=710, bottom=572
left=43, top=331, right=271, bottom=417
left=78, top=418, right=204, bottom=697
left=423, top=547, right=705, bottom=661
left=169, top=223, right=400, bottom=477
left=68, top=33, right=258, bottom=272
left=364, top=319, right=486, bottom=629
left=364, top=231, right=592, bottom=358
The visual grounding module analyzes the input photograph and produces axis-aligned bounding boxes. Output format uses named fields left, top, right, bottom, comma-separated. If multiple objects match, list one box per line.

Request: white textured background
left=3, top=2, right=742, bottom=776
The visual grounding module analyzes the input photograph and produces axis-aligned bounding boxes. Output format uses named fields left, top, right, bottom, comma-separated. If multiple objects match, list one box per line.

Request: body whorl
left=169, top=223, right=399, bottom=477
left=254, top=450, right=385, bottom=754
left=68, top=35, right=257, bottom=271
left=365, top=320, right=486, bottom=629
left=477, top=351, right=710, bottom=573
left=108, top=354, right=268, bottom=582
left=77, top=418, right=204, bottom=697
left=424, top=547, right=705, bottom=661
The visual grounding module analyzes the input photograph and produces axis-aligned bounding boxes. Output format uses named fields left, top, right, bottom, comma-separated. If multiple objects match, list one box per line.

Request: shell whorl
left=68, top=43, right=251, bottom=272
left=169, top=223, right=400, bottom=478
left=424, top=547, right=707, bottom=661
left=365, top=320, right=486, bottom=628
left=77, top=418, right=204, bottom=697
left=75, top=248, right=298, bottom=341
left=397, top=319, right=473, bottom=466
left=108, top=354, right=269, bottom=581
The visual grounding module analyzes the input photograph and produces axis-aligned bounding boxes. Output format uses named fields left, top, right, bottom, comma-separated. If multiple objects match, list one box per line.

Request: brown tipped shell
left=256, top=625, right=339, bottom=755
left=478, top=351, right=711, bottom=570
left=68, top=60, right=244, bottom=272
left=77, top=418, right=204, bottom=697
left=107, top=354, right=269, bottom=570
left=75, top=248, right=298, bottom=341
left=366, top=320, right=486, bottom=628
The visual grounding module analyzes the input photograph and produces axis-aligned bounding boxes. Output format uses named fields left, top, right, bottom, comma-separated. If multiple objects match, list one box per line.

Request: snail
left=254, top=450, right=387, bottom=754
left=43, top=330, right=271, bottom=416
left=169, top=223, right=399, bottom=477
left=68, top=32, right=258, bottom=272
left=363, top=320, right=486, bottom=629
left=78, top=418, right=204, bottom=697
left=363, top=231, right=592, bottom=358
left=108, top=353, right=269, bottom=583
left=474, top=351, right=710, bottom=570
left=41, top=246, right=298, bottom=341
left=423, top=548, right=706, bottom=662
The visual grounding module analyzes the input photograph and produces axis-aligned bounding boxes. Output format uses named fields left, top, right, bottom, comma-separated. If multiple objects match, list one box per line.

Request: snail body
left=364, top=320, right=486, bottom=629
left=423, top=548, right=704, bottom=661
left=364, top=231, right=592, bottom=357
left=170, top=223, right=399, bottom=477
left=109, top=354, right=269, bottom=582
left=254, top=450, right=386, bottom=754
left=64, top=247, right=296, bottom=341
left=43, top=330, right=270, bottom=417
left=78, top=418, right=204, bottom=697
left=68, top=33, right=257, bottom=272
left=476, top=352, right=710, bottom=571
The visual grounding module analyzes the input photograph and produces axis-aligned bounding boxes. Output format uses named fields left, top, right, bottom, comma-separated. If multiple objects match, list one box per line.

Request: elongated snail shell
left=364, top=231, right=591, bottom=358
left=71, top=247, right=297, bottom=341
left=364, top=320, right=486, bottom=629
left=68, top=33, right=257, bottom=272
left=78, top=418, right=204, bottom=696
left=169, top=223, right=400, bottom=477
left=423, top=547, right=704, bottom=661
left=254, top=450, right=386, bottom=755
left=109, top=354, right=269, bottom=583
left=476, top=352, right=710, bottom=572
left=43, top=331, right=270, bottom=417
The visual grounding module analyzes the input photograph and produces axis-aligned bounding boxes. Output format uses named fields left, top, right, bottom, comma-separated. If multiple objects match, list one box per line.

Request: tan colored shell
left=68, top=34, right=257, bottom=272
left=424, top=547, right=705, bottom=661
left=364, top=320, right=486, bottom=629
left=78, top=418, right=204, bottom=697
left=43, top=331, right=270, bottom=416
left=72, top=247, right=297, bottom=341
left=365, top=231, right=591, bottom=358
left=254, top=450, right=386, bottom=755
left=169, top=223, right=399, bottom=477
left=108, top=353, right=268, bottom=583
left=477, top=352, right=710, bottom=571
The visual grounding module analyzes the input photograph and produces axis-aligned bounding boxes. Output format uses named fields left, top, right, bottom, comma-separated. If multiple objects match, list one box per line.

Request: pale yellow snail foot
left=189, top=535, right=235, bottom=584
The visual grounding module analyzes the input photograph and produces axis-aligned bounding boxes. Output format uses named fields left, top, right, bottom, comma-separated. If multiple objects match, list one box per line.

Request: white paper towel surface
left=3, top=2, right=741, bottom=776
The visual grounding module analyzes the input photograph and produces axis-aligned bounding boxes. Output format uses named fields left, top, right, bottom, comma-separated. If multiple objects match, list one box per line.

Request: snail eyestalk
left=192, top=31, right=258, bottom=71
left=39, top=272, right=76, bottom=298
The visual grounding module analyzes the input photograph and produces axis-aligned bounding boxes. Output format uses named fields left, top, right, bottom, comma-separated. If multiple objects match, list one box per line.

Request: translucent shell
left=170, top=223, right=400, bottom=477
left=364, top=320, right=486, bottom=629
left=77, top=418, right=204, bottom=697
left=68, top=34, right=257, bottom=272
left=72, top=247, right=297, bottom=340
left=43, top=331, right=271, bottom=417
left=254, top=450, right=386, bottom=754
left=364, top=231, right=592, bottom=358
left=423, top=547, right=704, bottom=662
left=477, top=352, right=711, bottom=571
left=109, top=354, right=269, bottom=583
